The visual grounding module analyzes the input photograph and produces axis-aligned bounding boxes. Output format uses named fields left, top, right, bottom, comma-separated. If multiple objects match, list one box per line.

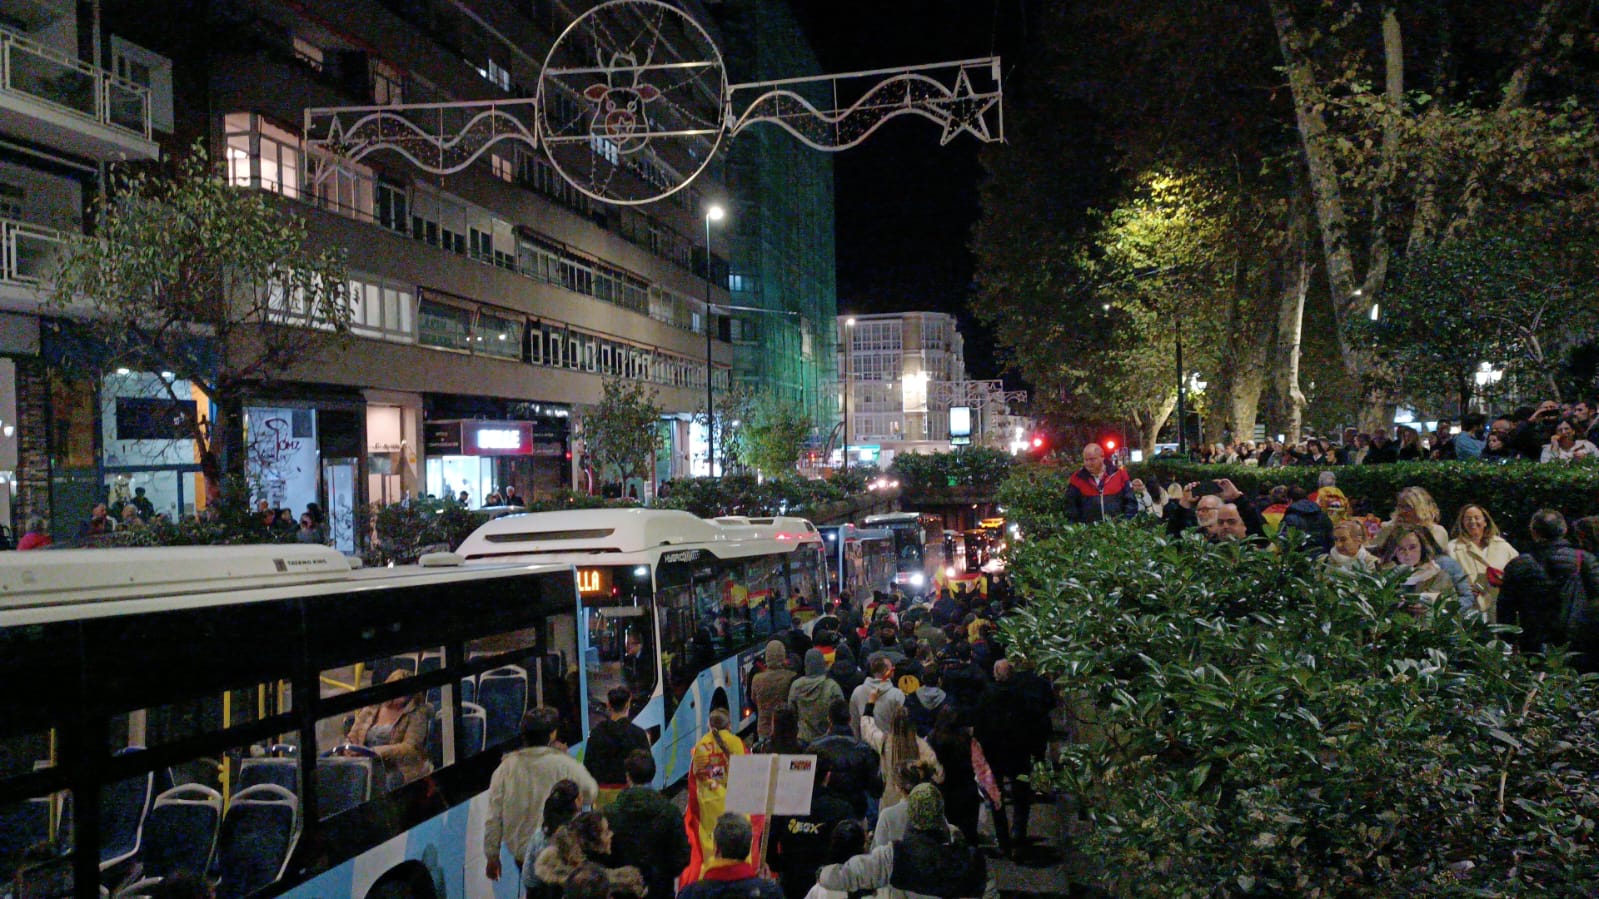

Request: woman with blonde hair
left=343, top=669, right=432, bottom=788
left=1369, top=486, right=1449, bottom=557
left=861, top=700, right=942, bottom=808
left=681, top=708, right=748, bottom=884
left=1448, top=504, right=1517, bottom=619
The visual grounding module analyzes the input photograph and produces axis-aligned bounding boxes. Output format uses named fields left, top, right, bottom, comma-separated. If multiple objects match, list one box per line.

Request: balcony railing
left=1, top=216, right=73, bottom=289
left=0, top=26, right=151, bottom=139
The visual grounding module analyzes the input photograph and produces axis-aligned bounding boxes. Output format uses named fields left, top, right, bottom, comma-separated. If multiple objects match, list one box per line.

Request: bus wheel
left=366, top=864, right=437, bottom=899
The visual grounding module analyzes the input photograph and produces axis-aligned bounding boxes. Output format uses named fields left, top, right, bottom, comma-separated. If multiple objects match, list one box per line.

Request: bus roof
left=0, top=544, right=572, bottom=624
left=863, top=512, right=922, bottom=525
left=456, top=508, right=821, bottom=561
left=818, top=524, right=893, bottom=542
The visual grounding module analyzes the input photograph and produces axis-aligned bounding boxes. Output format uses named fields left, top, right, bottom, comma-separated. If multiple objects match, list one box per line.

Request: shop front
left=424, top=418, right=569, bottom=505
left=244, top=395, right=365, bottom=553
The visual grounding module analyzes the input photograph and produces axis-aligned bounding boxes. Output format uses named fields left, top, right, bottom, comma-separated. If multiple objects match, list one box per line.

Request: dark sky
left=792, top=0, right=1031, bottom=382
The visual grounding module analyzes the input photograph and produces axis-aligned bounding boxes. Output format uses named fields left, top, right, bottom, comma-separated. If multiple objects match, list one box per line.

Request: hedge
left=1002, top=520, right=1599, bottom=896
left=889, top=447, right=1015, bottom=493
left=1129, top=460, right=1599, bottom=544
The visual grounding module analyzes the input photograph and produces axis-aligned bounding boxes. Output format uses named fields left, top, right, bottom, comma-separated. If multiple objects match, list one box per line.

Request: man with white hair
left=1063, top=443, right=1136, bottom=525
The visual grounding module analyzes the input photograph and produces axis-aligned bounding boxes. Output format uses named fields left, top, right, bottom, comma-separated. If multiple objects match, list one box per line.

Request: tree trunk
left=1227, top=366, right=1267, bottom=447
left=1135, top=393, right=1178, bottom=459
left=1272, top=201, right=1312, bottom=441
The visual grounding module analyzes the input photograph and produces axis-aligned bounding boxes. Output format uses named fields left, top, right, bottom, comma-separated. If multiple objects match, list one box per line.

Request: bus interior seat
left=460, top=676, right=477, bottom=706
left=99, top=749, right=154, bottom=869
left=475, top=667, right=528, bottom=748
left=313, top=757, right=373, bottom=819
left=236, top=758, right=299, bottom=797
left=426, top=710, right=445, bottom=770
left=461, top=703, right=487, bottom=756
left=138, top=784, right=222, bottom=884
left=213, top=784, right=297, bottom=899
left=0, top=797, right=52, bottom=884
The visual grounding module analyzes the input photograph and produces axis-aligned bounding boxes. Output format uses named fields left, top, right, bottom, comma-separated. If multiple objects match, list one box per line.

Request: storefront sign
left=467, top=421, right=534, bottom=455
left=475, top=427, right=524, bottom=451
left=424, top=421, right=463, bottom=454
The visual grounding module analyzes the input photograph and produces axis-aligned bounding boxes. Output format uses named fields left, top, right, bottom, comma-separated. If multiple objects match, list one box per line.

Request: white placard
left=725, top=754, right=817, bottom=817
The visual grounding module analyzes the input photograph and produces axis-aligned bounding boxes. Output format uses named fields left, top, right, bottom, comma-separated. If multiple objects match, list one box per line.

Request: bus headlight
left=910, top=572, right=925, bottom=588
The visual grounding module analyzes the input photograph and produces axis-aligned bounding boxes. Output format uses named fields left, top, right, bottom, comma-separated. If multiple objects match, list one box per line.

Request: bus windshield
left=885, top=524, right=924, bottom=567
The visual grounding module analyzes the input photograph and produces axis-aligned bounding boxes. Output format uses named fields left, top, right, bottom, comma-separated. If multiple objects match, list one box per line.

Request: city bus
left=0, top=544, right=581, bottom=899
left=817, top=524, right=897, bottom=601
left=862, top=512, right=928, bottom=592
left=454, top=509, right=828, bottom=788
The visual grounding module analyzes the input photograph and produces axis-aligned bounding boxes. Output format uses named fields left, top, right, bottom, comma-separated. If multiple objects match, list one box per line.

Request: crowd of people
left=1062, top=442, right=1599, bottom=672
left=480, top=583, right=1055, bottom=899
left=1184, top=400, right=1599, bottom=467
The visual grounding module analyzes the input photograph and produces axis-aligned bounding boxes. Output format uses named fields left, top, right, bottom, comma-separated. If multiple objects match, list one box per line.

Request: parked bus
left=0, top=544, right=579, bottom=899
left=454, top=509, right=828, bottom=787
left=818, top=524, right=897, bottom=601
left=862, top=512, right=928, bottom=592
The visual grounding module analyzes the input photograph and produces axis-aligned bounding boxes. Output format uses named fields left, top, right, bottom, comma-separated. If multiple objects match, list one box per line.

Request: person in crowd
left=679, top=814, right=784, bottom=899
left=1498, top=509, right=1599, bottom=670
left=849, top=655, right=904, bottom=739
left=296, top=512, right=326, bottom=544
left=485, top=708, right=599, bottom=882
left=1381, top=524, right=1459, bottom=612
left=870, top=760, right=946, bottom=849
left=752, top=640, right=799, bottom=743
left=530, top=812, right=645, bottom=899
left=1512, top=402, right=1562, bottom=460
left=78, top=502, right=114, bottom=539
left=976, top=660, right=1050, bottom=858
left=828, top=643, right=865, bottom=699
left=807, top=699, right=883, bottom=818
left=1481, top=430, right=1516, bottom=462
left=802, top=820, right=869, bottom=899
left=1542, top=418, right=1599, bottom=462
left=769, top=756, right=856, bottom=899
left=926, top=707, right=981, bottom=847
left=1325, top=520, right=1378, bottom=573
left=561, top=864, right=618, bottom=899
left=522, top=781, right=585, bottom=898
left=343, top=669, right=431, bottom=789
left=1129, top=476, right=1166, bottom=518
left=758, top=705, right=807, bottom=755
left=789, top=649, right=846, bottom=743
left=1427, top=421, right=1456, bottom=460
left=1395, top=427, right=1425, bottom=462
left=1364, top=431, right=1398, bottom=464
left=1208, top=504, right=1261, bottom=544
left=1063, top=443, right=1136, bottom=524
left=1449, top=505, right=1517, bottom=619
left=503, top=484, right=527, bottom=506
left=604, top=751, right=690, bottom=899
left=583, top=687, right=650, bottom=807
left=902, top=667, right=951, bottom=737
left=17, top=517, right=51, bottom=550
left=817, top=784, right=988, bottom=899
left=129, top=486, right=155, bottom=521
left=682, top=709, right=746, bottom=884
left=1278, top=487, right=1333, bottom=555
left=1453, top=414, right=1487, bottom=460
left=1369, top=487, right=1450, bottom=557
left=861, top=702, right=943, bottom=809
left=484, top=491, right=506, bottom=507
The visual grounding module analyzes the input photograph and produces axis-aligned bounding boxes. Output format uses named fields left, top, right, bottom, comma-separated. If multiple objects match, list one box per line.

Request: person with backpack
left=816, top=784, right=988, bottom=899
left=1498, top=509, right=1599, bottom=671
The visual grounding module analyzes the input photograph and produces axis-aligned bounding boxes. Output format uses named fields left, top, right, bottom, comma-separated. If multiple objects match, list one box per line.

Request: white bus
left=454, top=509, right=829, bottom=781
left=0, top=544, right=580, bottom=899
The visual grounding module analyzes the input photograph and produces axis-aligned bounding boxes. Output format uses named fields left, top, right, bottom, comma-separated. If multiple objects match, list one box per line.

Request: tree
left=49, top=144, right=349, bottom=500
left=1353, top=222, right=1599, bottom=415
left=584, top=379, right=665, bottom=491
left=1268, top=0, right=1599, bottom=426
left=738, top=391, right=811, bottom=479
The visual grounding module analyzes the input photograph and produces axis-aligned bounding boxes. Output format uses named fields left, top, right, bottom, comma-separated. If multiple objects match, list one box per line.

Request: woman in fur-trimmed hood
left=530, top=811, right=645, bottom=899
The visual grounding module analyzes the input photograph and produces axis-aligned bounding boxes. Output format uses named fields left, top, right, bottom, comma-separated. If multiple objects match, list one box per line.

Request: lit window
left=491, top=154, right=513, bottom=182
left=293, top=36, right=325, bottom=72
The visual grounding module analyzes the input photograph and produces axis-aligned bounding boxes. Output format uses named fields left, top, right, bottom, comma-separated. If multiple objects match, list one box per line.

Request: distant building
left=836, top=312, right=1022, bottom=466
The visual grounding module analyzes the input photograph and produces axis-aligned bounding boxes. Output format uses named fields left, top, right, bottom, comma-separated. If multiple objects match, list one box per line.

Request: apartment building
left=837, top=311, right=1019, bottom=464
left=0, top=0, right=169, bottom=538
left=4, top=0, right=790, bottom=544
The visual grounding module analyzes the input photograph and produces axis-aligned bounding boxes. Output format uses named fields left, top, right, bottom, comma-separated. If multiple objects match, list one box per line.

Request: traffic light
left=1105, top=438, right=1117, bottom=452
left=1031, top=435, right=1044, bottom=449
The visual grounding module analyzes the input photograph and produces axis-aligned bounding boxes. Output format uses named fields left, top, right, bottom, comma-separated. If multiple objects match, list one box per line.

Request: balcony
left=0, top=215, right=72, bottom=311
left=0, top=26, right=156, bottom=160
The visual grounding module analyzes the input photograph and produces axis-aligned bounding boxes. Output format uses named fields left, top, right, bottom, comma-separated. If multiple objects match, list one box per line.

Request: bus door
left=576, top=565, right=658, bottom=743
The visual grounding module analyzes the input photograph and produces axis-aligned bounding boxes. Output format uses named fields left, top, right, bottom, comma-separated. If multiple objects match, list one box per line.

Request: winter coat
left=806, top=728, right=883, bottom=818
left=828, top=645, right=866, bottom=698
left=861, top=710, right=943, bottom=808
left=679, top=863, right=786, bottom=899
left=605, top=785, right=690, bottom=899
left=1498, top=538, right=1599, bottom=664
left=583, top=718, right=650, bottom=787
left=1278, top=499, right=1333, bottom=555
left=752, top=640, right=799, bottom=740
left=531, top=827, right=645, bottom=899
left=788, top=651, right=846, bottom=743
left=770, top=787, right=856, bottom=899
left=1449, top=535, right=1519, bottom=617
left=903, top=687, right=948, bottom=737
left=345, top=698, right=432, bottom=786
left=484, top=747, right=599, bottom=866
left=818, top=831, right=988, bottom=899
left=1063, top=466, right=1136, bottom=524
left=1324, top=547, right=1378, bottom=575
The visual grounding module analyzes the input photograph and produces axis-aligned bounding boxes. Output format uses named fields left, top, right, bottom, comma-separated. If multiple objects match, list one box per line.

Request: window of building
left=490, top=153, right=514, bottom=183
left=293, top=36, right=325, bottom=72
left=376, top=181, right=408, bottom=234
left=480, top=58, right=511, bottom=91
left=372, top=59, right=404, bottom=106
left=348, top=275, right=414, bottom=344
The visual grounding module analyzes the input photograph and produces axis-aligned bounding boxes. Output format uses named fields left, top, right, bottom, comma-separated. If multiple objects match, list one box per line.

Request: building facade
left=837, top=311, right=1020, bottom=465
left=3, top=0, right=768, bottom=543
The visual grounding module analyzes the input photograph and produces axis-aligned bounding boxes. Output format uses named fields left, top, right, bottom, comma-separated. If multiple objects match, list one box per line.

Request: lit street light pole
left=704, top=203, right=724, bottom=477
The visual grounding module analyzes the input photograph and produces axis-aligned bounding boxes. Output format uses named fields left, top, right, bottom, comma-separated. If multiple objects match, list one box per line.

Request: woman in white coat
left=1448, top=504, right=1517, bottom=621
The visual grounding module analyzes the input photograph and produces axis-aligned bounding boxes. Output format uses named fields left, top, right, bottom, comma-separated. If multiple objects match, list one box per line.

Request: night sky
left=793, top=0, right=1032, bottom=383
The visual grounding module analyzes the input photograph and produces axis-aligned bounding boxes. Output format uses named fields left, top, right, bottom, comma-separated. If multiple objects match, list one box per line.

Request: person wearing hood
left=849, top=655, right=905, bottom=739
left=827, top=643, right=865, bottom=698
left=902, top=667, right=950, bottom=737
left=789, top=649, right=846, bottom=742
left=1278, top=487, right=1333, bottom=555
left=529, top=812, right=645, bottom=899
left=604, top=751, right=690, bottom=899
left=769, top=755, right=856, bottom=899
left=751, top=639, right=799, bottom=742
left=807, top=700, right=883, bottom=818
left=817, top=784, right=988, bottom=899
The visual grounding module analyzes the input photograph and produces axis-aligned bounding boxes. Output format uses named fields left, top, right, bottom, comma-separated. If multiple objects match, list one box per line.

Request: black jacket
left=806, top=729, right=883, bottom=818
left=769, top=787, right=855, bottom=899
left=583, top=718, right=650, bottom=786
left=1498, top=539, right=1599, bottom=667
left=604, top=786, right=690, bottom=899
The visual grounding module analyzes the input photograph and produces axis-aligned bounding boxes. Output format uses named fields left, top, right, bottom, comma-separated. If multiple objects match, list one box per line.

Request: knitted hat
left=906, top=783, right=945, bottom=833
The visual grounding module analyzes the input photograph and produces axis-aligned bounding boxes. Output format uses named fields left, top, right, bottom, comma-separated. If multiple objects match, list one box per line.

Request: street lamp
left=843, top=316, right=856, bottom=473
left=704, top=203, right=725, bottom=477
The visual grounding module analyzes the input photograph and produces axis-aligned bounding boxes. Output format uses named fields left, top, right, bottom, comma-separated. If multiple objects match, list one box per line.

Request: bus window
left=109, top=679, right=295, bottom=756
left=746, top=556, right=785, bottom=637
left=694, top=566, right=726, bottom=654
left=584, top=606, right=656, bottom=734
left=316, top=646, right=445, bottom=799
left=0, top=726, right=71, bottom=889
left=658, top=581, right=696, bottom=718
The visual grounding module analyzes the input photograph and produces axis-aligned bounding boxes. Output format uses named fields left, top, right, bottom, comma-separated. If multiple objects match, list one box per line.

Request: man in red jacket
left=1064, top=443, right=1136, bottom=524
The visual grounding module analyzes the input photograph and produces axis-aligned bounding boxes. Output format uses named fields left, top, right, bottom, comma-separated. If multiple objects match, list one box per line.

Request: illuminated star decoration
left=929, top=68, right=998, bottom=146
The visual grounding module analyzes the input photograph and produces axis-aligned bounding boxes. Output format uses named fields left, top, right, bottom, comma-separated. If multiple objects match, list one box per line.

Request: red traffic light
left=1031, top=436, right=1044, bottom=449
left=1105, top=439, right=1117, bottom=451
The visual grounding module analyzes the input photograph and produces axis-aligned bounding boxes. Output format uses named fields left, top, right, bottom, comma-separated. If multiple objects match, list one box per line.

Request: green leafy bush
left=1131, top=460, right=1599, bottom=542
left=362, top=491, right=622, bottom=566
left=1003, top=522, right=1599, bottom=896
left=654, top=474, right=847, bottom=519
left=891, top=448, right=1016, bottom=492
